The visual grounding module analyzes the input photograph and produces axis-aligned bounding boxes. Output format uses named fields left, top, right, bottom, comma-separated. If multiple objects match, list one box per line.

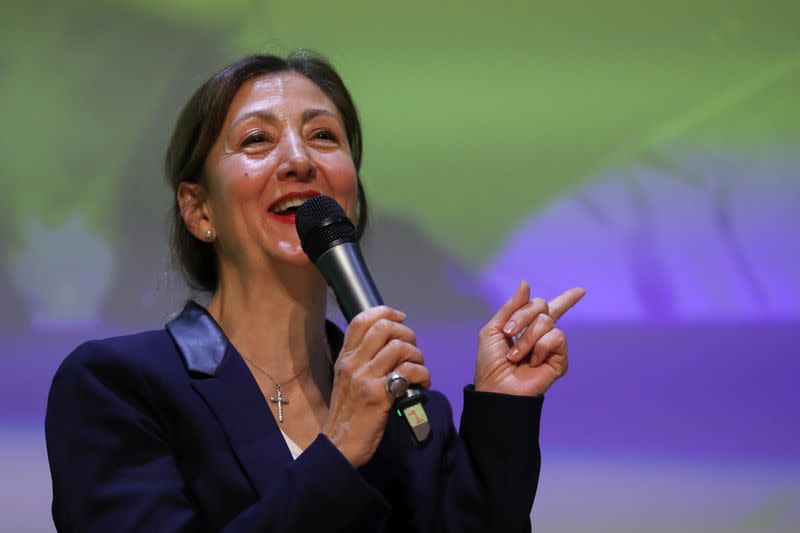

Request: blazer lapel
left=167, top=301, right=292, bottom=496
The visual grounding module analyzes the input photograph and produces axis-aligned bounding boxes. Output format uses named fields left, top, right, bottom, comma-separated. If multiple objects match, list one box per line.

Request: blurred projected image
left=0, top=4, right=229, bottom=331
left=484, top=152, right=799, bottom=321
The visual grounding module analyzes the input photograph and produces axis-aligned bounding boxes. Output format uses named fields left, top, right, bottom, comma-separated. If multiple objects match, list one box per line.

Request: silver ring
left=385, top=371, right=409, bottom=398
left=511, top=326, right=527, bottom=346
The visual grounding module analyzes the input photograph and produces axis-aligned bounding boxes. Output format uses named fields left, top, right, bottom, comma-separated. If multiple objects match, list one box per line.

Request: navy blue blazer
left=45, top=301, right=543, bottom=532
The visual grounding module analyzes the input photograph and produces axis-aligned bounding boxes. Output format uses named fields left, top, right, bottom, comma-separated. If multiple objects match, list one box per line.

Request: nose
left=276, top=131, right=314, bottom=182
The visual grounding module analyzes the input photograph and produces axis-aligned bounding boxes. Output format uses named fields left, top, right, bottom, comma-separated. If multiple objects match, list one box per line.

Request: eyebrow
left=229, top=109, right=279, bottom=131
left=302, top=108, right=344, bottom=127
left=229, top=107, right=344, bottom=131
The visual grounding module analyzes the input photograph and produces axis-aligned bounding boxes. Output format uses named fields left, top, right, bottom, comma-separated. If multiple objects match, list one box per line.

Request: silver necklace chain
left=240, top=353, right=311, bottom=390
left=240, top=353, right=309, bottom=423
left=239, top=339, right=332, bottom=423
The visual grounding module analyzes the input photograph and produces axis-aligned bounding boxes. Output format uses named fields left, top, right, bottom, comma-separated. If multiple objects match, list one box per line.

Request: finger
left=370, top=339, right=424, bottom=376
left=548, top=288, right=586, bottom=322
left=507, top=312, right=554, bottom=362
left=390, top=361, right=431, bottom=390
left=530, top=327, right=566, bottom=368
left=487, top=280, right=531, bottom=331
left=342, top=306, right=407, bottom=352
left=353, top=319, right=417, bottom=366
left=502, top=297, right=549, bottom=337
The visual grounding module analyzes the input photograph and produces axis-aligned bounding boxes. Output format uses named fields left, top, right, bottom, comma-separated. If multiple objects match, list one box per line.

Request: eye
left=312, top=128, right=338, bottom=142
left=242, top=132, right=268, bottom=146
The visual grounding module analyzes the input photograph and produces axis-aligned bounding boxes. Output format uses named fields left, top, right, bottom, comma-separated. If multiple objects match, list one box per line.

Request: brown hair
left=165, top=51, right=369, bottom=292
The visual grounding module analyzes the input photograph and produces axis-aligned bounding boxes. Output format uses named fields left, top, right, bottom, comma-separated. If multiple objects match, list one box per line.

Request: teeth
left=272, top=196, right=311, bottom=213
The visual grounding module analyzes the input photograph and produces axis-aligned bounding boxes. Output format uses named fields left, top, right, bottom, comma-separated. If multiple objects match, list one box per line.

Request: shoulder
left=46, top=329, right=187, bottom=438
left=51, top=329, right=180, bottom=392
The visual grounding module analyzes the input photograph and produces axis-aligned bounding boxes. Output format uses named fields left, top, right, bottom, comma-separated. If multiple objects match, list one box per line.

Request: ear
left=177, top=181, right=214, bottom=241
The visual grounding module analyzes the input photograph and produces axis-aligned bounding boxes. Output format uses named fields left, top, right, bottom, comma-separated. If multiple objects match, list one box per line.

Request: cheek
left=213, top=166, right=267, bottom=212
left=215, top=158, right=271, bottom=200
left=325, top=158, right=360, bottom=218
left=205, top=159, right=273, bottom=238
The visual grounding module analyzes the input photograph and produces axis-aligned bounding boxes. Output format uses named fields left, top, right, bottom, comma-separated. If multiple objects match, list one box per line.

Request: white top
left=279, top=428, right=304, bottom=460
left=276, top=340, right=332, bottom=461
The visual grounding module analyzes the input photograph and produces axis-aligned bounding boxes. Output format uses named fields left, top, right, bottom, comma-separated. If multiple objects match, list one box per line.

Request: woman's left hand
left=474, top=280, right=585, bottom=396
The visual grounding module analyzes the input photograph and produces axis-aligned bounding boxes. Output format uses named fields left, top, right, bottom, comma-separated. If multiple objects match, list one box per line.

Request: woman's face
left=201, top=71, right=359, bottom=271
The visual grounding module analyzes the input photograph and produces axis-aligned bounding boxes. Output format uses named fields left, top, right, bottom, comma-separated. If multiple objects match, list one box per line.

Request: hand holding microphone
left=321, top=306, right=430, bottom=467
left=295, top=196, right=432, bottom=467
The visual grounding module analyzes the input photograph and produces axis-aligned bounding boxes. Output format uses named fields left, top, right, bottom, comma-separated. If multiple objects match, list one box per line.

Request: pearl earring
left=203, top=228, right=215, bottom=241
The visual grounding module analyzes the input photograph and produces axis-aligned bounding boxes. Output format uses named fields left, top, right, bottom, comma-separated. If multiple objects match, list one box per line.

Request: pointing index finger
left=548, top=288, right=586, bottom=322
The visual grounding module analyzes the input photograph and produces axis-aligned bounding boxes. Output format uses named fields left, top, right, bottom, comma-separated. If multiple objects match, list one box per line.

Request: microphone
left=295, top=195, right=431, bottom=447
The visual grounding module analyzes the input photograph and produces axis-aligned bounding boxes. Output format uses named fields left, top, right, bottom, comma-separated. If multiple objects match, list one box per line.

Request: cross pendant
left=270, top=384, right=289, bottom=423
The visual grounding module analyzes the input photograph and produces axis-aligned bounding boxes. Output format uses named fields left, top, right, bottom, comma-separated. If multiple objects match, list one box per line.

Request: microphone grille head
left=295, top=195, right=357, bottom=262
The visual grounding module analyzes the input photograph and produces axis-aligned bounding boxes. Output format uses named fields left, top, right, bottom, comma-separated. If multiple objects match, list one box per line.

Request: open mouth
left=272, top=203, right=302, bottom=216
left=268, top=191, right=320, bottom=218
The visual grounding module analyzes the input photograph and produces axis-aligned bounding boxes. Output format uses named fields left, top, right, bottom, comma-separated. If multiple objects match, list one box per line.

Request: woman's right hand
left=322, top=306, right=430, bottom=468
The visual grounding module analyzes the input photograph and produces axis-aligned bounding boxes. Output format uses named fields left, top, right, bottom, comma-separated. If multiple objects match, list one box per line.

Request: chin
left=282, top=253, right=316, bottom=268
left=273, top=239, right=315, bottom=266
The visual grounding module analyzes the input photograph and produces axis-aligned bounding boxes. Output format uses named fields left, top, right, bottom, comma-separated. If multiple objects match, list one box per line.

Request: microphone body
left=296, top=196, right=431, bottom=447
left=315, top=243, right=383, bottom=322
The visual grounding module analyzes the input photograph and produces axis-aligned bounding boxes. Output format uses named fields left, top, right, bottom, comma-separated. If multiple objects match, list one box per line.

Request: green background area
left=1, top=0, right=798, bottom=265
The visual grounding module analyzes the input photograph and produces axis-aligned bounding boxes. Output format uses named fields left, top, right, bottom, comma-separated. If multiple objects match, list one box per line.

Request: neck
left=206, top=260, right=330, bottom=381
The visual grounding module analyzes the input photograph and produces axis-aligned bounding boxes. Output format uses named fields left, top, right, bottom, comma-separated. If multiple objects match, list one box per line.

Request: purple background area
left=5, top=318, right=796, bottom=461
left=414, top=321, right=799, bottom=464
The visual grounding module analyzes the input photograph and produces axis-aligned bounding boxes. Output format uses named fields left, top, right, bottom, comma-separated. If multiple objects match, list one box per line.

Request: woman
left=45, top=52, right=584, bottom=532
